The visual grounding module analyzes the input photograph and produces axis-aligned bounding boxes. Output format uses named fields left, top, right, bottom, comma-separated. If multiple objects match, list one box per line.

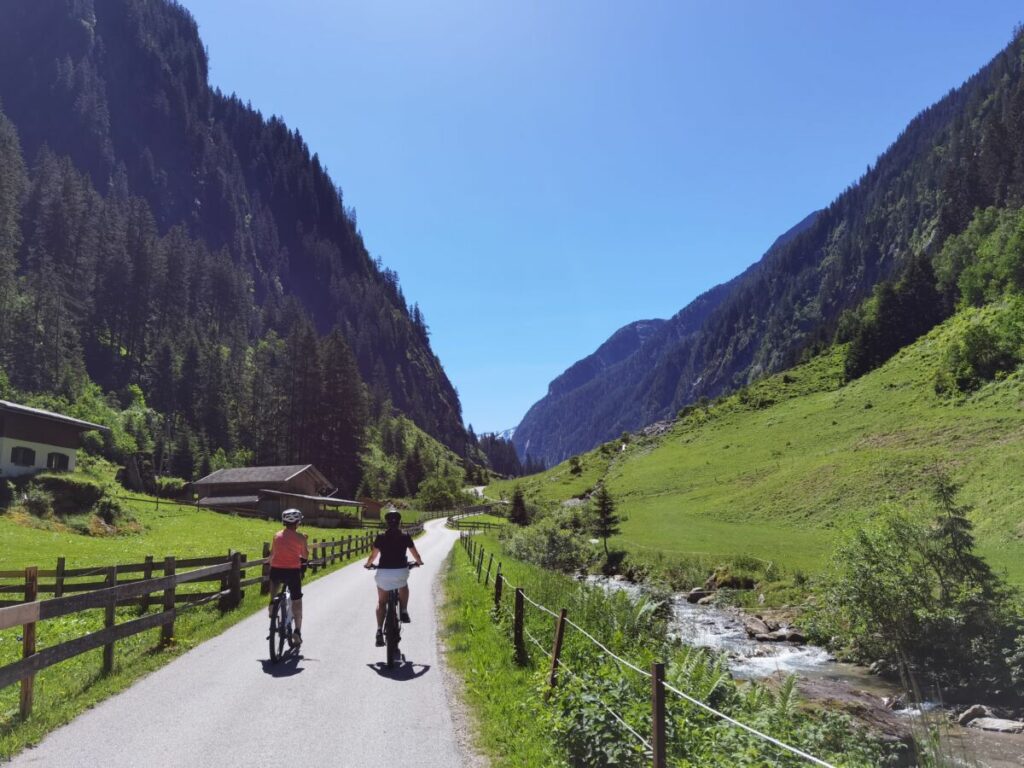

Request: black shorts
left=269, top=567, right=303, bottom=600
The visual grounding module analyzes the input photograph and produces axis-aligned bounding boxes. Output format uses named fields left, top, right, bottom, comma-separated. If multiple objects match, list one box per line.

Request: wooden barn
left=193, top=464, right=362, bottom=527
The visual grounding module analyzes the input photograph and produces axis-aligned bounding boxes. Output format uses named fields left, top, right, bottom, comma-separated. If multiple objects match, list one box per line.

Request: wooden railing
left=446, top=508, right=503, bottom=532
left=0, top=530, right=382, bottom=720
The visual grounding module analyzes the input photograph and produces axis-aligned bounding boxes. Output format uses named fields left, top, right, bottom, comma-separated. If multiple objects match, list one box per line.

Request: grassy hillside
left=490, top=307, right=1024, bottom=584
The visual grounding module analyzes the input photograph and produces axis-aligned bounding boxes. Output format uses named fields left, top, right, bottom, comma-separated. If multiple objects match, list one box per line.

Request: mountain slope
left=514, top=211, right=818, bottom=463
left=0, top=0, right=465, bottom=469
left=515, top=27, right=1024, bottom=466
left=492, top=301, right=1024, bottom=584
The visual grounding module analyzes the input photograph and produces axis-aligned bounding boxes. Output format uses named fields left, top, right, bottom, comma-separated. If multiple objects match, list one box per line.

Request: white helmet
left=281, top=508, right=303, bottom=525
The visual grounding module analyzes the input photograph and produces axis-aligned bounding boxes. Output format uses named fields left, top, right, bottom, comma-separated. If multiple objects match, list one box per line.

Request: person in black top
left=364, top=511, right=423, bottom=647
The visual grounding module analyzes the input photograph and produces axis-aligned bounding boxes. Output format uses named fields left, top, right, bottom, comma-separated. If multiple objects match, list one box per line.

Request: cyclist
left=364, top=510, right=423, bottom=647
left=269, top=507, right=309, bottom=647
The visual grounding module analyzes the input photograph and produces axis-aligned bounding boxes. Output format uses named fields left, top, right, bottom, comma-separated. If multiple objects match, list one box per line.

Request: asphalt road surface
left=7, top=519, right=469, bottom=768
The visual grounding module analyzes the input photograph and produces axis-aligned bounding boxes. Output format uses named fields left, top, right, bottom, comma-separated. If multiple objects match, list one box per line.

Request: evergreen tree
left=510, top=487, right=529, bottom=526
left=318, top=329, right=369, bottom=496
left=590, top=485, right=620, bottom=556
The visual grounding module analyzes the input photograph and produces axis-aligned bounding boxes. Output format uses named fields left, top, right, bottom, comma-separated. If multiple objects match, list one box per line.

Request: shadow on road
left=366, top=661, right=430, bottom=681
left=260, top=654, right=305, bottom=677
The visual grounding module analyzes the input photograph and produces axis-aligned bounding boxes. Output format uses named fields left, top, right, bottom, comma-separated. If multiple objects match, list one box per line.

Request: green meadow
left=491, top=310, right=1024, bottom=584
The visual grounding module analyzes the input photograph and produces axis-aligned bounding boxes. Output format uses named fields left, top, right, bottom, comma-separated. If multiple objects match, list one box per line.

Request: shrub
left=21, top=485, right=55, bottom=518
left=807, top=478, right=1020, bottom=700
left=154, top=476, right=188, bottom=499
left=33, top=473, right=104, bottom=516
left=503, top=517, right=594, bottom=573
left=0, top=478, right=11, bottom=509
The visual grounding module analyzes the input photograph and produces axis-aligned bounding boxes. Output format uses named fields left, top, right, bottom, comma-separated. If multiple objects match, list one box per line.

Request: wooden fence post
left=652, top=662, right=667, bottom=768
left=476, top=548, right=484, bottom=581
left=311, top=539, right=319, bottom=574
left=102, top=566, right=116, bottom=674
left=161, top=557, right=176, bottom=646
left=484, top=553, right=493, bottom=586
left=239, top=553, right=248, bottom=601
left=260, top=542, right=271, bottom=595
left=228, top=551, right=242, bottom=609
left=140, top=555, right=153, bottom=612
left=19, top=566, right=38, bottom=720
left=54, top=556, right=66, bottom=599
left=548, top=608, right=568, bottom=688
left=513, top=587, right=526, bottom=664
left=494, top=567, right=503, bottom=613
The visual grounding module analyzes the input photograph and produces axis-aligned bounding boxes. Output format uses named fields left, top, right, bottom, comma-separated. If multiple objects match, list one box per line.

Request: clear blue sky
left=184, top=1, right=1022, bottom=433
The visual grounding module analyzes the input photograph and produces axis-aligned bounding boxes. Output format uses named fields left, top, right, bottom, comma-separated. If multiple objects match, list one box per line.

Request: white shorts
left=375, top=568, right=409, bottom=591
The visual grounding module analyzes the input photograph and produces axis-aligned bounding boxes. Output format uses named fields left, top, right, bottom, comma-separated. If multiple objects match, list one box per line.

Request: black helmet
left=384, top=510, right=401, bottom=527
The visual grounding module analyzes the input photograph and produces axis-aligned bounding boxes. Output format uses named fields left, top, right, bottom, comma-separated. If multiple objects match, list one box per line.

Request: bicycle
left=268, top=581, right=297, bottom=663
left=368, top=562, right=421, bottom=668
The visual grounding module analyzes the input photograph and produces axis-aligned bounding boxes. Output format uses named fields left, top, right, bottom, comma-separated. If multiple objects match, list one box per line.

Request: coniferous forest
left=0, top=0, right=525, bottom=493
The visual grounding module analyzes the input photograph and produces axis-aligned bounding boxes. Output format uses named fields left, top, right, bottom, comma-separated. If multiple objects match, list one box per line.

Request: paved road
left=8, top=520, right=467, bottom=768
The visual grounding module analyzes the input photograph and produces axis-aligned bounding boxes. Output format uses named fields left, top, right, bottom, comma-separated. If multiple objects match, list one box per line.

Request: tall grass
left=446, top=535, right=889, bottom=767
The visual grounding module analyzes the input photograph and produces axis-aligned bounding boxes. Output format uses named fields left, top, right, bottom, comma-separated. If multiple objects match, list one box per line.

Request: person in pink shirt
left=269, top=508, right=309, bottom=646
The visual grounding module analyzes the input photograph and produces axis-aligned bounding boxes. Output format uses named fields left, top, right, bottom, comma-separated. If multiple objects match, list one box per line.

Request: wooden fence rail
left=0, top=528, right=387, bottom=720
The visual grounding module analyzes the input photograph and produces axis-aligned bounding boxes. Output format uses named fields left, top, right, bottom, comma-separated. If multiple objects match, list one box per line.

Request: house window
left=10, top=446, right=36, bottom=467
left=47, top=452, right=70, bottom=472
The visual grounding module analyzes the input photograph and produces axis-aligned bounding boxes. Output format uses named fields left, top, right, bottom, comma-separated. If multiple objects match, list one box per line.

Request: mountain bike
left=368, top=562, right=421, bottom=668
left=268, top=581, right=297, bottom=663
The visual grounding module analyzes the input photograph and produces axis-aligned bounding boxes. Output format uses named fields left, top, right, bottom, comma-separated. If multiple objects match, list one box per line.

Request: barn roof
left=0, top=400, right=109, bottom=432
left=194, top=464, right=326, bottom=486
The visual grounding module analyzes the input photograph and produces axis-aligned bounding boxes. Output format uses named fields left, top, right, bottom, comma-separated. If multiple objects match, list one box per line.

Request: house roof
left=196, top=495, right=260, bottom=508
left=260, top=489, right=362, bottom=507
left=194, top=464, right=322, bottom=486
left=0, top=400, right=109, bottom=432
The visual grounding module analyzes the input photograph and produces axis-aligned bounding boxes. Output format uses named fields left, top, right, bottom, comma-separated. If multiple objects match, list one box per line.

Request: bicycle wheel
left=269, top=597, right=284, bottom=662
left=385, top=594, right=401, bottom=668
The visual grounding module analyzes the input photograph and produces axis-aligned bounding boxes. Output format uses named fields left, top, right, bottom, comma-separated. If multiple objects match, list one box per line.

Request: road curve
left=8, top=519, right=467, bottom=768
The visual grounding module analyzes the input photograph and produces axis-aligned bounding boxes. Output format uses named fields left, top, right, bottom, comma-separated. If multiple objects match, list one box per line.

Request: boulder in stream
left=958, top=704, right=993, bottom=725
left=686, top=588, right=711, bottom=603
left=744, top=616, right=771, bottom=636
left=966, top=717, right=1024, bottom=734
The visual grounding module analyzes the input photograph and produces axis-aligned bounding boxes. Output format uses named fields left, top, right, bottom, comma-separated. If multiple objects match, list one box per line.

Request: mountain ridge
left=515, top=25, right=1024, bottom=465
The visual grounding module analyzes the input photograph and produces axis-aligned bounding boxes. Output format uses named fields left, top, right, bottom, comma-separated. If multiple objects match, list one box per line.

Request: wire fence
left=457, top=532, right=838, bottom=768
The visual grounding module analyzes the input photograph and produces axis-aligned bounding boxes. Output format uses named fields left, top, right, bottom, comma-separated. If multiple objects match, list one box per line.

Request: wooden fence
left=0, top=528, right=386, bottom=720
left=457, top=533, right=836, bottom=768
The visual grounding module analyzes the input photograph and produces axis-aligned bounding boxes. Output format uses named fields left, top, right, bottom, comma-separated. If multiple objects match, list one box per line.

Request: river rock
left=958, top=704, right=992, bottom=725
left=697, top=594, right=716, bottom=605
left=744, top=616, right=771, bottom=636
left=965, top=717, right=1024, bottom=733
left=687, top=588, right=711, bottom=603
left=754, top=628, right=807, bottom=643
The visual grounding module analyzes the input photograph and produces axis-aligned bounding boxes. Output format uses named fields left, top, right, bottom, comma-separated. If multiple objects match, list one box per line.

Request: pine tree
left=318, top=329, right=369, bottom=496
left=510, top=487, right=529, bottom=526
left=590, top=485, right=620, bottom=557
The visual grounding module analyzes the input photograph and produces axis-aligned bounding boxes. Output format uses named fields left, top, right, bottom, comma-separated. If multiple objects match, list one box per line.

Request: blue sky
left=184, top=1, right=1022, bottom=433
